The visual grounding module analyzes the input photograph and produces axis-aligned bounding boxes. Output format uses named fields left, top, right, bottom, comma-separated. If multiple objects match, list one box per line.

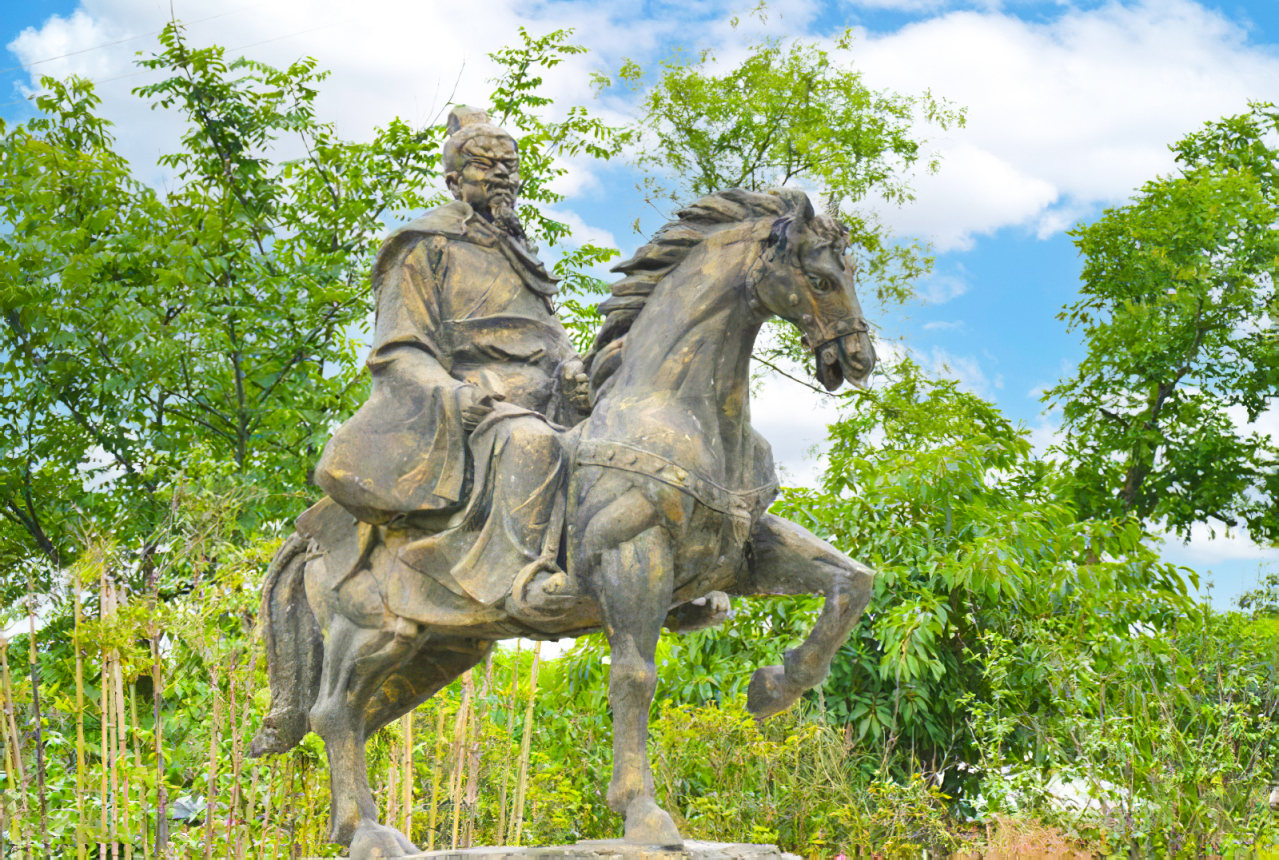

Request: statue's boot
left=507, top=558, right=584, bottom=623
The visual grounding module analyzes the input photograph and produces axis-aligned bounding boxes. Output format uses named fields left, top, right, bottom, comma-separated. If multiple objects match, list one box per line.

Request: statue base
left=369, top=842, right=800, bottom=860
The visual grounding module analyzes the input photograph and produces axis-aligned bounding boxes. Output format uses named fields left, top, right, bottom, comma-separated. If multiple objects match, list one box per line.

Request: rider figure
left=314, top=106, right=588, bottom=622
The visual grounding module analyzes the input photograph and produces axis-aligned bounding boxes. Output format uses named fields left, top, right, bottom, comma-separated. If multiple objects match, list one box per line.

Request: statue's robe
left=307, top=201, right=581, bottom=627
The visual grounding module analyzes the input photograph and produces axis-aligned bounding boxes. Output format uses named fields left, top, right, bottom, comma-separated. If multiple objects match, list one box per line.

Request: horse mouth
left=814, top=333, right=875, bottom=391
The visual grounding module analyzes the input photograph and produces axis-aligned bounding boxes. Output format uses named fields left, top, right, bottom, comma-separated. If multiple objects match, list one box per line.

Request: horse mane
left=586, top=187, right=810, bottom=385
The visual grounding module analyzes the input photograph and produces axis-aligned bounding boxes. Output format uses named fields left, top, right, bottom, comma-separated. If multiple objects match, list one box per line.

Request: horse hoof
left=747, top=665, right=802, bottom=720
left=348, top=820, right=419, bottom=859
left=624, top=796, right=683, bottom=848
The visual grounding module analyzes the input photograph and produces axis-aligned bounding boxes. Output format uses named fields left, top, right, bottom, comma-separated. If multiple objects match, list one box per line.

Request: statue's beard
left=489, top=199, right=527, bottom=244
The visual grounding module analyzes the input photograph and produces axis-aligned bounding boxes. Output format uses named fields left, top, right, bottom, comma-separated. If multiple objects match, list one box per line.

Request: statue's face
left=446, top=133, right=521, bottom=215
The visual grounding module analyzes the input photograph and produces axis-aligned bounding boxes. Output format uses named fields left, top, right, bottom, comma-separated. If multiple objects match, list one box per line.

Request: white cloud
left=541, top=207, right=617, bottom=252
left=922, top=319, right=964, bottom=331
left=854, top=0, right=1279, bottom=249
left=926, top=345, right=1001, bottom=398
left=918, top=271, right=971, bottom=304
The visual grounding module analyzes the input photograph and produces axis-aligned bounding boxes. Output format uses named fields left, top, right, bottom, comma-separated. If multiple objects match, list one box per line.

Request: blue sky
left=3, top=0, right=1276, bottom=601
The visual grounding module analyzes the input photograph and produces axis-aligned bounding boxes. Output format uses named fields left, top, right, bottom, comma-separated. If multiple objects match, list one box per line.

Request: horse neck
left=611, top=229, right=766, bottom=458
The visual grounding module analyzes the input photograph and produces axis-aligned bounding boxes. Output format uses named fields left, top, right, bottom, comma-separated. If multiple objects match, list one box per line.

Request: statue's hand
left=562, top=357, right=593, bottom=415
left=459, top=386, right=501, bottom=432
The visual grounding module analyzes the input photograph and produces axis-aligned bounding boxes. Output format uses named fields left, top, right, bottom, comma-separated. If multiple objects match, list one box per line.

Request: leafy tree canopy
left=1046, top=102, right=1279, bottom=542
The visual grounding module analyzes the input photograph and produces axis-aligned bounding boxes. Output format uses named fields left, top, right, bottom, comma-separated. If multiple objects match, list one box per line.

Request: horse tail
left=248, top=532, right=323, bottom=758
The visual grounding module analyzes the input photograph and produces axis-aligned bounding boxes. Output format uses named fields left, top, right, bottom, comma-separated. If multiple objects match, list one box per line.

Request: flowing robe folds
left=308, top=201, right=581, bottom=624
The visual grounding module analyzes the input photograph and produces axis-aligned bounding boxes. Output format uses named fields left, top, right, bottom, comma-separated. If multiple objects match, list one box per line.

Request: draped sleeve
left=316, top=232, right=473, bottom=524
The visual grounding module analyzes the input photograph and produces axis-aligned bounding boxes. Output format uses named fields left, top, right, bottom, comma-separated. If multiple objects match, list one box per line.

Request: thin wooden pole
left=449, top=672, right=473, bottom=850
left=510, top=642, right=542, bottom=846
left=102, top=572, right=118, bottom=860
left=98, top=571, right=109, bottom=860
left=74, top=567, right=88, bottom=860
left=497, top=642, right=520, bottom=843
left=400, top=712, right=413, bottom=838
left=428, top=704, right=444, bottom=850
left=202, top=660, right=222, bottom=860
left=148, top=570, right=168, bottom=858
left=0, top=635, right=30, bottom=854
left=463, top=654, right=494, bottom=847
left=110, top=582, right=131, bottom=860
left=26, top=578, right=49, bottom=859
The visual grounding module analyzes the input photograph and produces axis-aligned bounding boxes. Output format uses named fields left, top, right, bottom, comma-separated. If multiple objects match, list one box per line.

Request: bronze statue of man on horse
left=249, top=106, right=879, bottom=858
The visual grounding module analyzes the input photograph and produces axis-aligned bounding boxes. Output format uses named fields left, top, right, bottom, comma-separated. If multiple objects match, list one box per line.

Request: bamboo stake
left=107, top=582, right=120, bottom=860
left=147, top=570, right=168, bottom=858
left=110, top=582, right=131, bottom=860
left=26, top=577, right=49, bottom=859
left=463, top=654, right=494, bottom=847
left=428, top=703, right=444, bottom=850
left=235, top=641, right=261, bottom=860
left=400, top=712, right=413, bottom=838
left=449, top=672, right=473, bottom=850
left=238, top=760, right=260, bottom=860
left=385, top=730, right=399, bottom=826
left=510, top=641, right=542, bottom=846
left=130, top=685, right=145, bottom=860
left=74, top=566, right=88, bottom=860
left=267, top=757, right=289, bottom=860
left=224, top=666, right=241, bottom=852
left=0, top=730, right=7, bottom=860
left=496, top=642, right=520, bottom=843
left=99, top=571, right=109, bottom=860
left=0, top=635, right=30, bottom=854
left=202, top=660, right=222, bottom=860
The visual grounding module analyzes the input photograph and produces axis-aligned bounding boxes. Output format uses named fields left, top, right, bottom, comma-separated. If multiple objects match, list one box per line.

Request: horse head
left=751, top=188, right=877, bottom=391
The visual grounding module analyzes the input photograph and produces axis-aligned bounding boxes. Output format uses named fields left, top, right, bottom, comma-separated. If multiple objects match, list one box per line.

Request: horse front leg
left=598, top=523, right=683, bottom=847
left=733, top=513, right=875, bottom=720
left=308, top=613, right=423, bottom=854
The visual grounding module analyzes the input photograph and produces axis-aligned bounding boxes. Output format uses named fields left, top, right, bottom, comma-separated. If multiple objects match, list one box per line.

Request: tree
left=597, top=23, right=965, bottom=310
left=1046, top=103, right=1279, bottom=542
left=0, top=24, right=623, bottom=596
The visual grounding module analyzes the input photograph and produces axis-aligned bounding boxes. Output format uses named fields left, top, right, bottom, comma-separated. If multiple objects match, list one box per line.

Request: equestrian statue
left=248, top=106, right=879, bottom=857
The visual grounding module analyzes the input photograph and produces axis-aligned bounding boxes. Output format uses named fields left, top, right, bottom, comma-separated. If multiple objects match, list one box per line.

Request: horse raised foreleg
left=598, top=524, right=683, bottom=847
left=308, top=613, right=424, bottom=851
left=733, top=513, right=875, bottom=720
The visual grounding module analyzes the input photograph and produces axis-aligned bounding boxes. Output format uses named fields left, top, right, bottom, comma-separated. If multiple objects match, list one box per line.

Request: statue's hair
left=589, top=187, right=822, bottom=358
left=442, top=105, right=517, bottom=174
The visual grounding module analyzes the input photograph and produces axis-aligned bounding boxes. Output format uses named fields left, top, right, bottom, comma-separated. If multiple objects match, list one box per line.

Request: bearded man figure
left=308, top=106, right=590, bottom=634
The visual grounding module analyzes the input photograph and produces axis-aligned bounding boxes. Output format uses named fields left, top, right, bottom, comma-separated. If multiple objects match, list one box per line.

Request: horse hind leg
left=732, top=513, right=875, bottom=720
left=308, top=612, right=426, bottom=852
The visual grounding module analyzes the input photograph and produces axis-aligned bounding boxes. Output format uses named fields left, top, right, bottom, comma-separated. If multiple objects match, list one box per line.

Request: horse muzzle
left=811, top=331, right=876, bottom=391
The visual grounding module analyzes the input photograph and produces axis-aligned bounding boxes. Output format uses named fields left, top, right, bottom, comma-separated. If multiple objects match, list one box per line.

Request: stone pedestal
left=392, top=842, right=801, bottom=860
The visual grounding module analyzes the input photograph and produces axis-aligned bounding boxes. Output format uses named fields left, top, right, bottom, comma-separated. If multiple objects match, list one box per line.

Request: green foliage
left=766, top=360, right=1193, bottom=774
left=1046, top=102, right=1279, bottom=541
left=601, top=25, right=964, bottom=309
left=0, top=24, right=623, bottom=601
left=0, top=31, right=445, bottom=588
left=970, top=610, right=1279, bottom=855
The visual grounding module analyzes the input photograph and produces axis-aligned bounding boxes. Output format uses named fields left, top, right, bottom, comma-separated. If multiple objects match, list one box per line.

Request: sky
left=2, top=0, right=1276, bottom=604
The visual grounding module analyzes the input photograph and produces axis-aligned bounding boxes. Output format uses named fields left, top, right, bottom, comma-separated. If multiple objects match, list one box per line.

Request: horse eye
left=808, top=273, right=833, bottom=293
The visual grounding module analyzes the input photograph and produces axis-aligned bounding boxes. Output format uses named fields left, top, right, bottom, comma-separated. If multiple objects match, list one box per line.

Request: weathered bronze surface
left=250, top=107, right=878, bottom=858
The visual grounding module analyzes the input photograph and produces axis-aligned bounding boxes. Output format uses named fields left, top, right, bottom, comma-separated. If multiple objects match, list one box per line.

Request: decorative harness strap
left=575, top=439, right=778, bottom=518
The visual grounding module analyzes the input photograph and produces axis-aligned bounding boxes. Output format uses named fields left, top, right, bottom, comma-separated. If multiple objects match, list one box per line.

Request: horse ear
left=784, top=193, right=815, bottom=249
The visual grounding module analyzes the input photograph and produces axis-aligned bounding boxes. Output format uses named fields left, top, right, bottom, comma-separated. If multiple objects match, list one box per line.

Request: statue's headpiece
left=442, top=106, right=517, bottom=174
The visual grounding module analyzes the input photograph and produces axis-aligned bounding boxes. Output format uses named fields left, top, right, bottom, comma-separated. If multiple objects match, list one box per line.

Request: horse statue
left=249, top=186, right=878, bottom=856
